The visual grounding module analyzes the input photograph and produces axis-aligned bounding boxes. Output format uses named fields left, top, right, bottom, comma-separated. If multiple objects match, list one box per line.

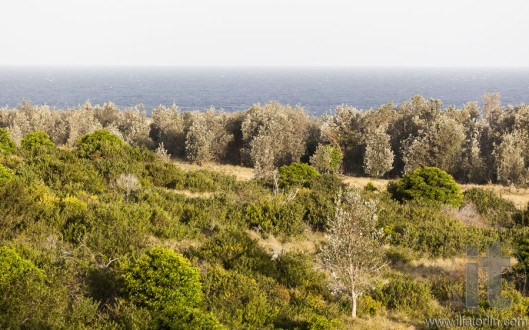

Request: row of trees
left=2, top=93, right=528, bottom=184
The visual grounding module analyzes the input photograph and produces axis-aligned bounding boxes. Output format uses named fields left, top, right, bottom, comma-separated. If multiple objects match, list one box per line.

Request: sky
left=0, top=0, right=528, bottom=67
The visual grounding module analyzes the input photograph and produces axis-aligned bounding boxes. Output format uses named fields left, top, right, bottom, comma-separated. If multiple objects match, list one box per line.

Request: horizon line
left=1, top=64, right=529, bottom=69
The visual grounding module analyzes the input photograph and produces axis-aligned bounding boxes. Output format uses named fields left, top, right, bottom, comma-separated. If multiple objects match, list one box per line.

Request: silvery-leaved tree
left=320, top=189, right=386, bottom=319
left=494, top=130, right=527, bottom=185
left=185, top=114, right=214, bottom=165
left=363, top=126, right=394, bottom=177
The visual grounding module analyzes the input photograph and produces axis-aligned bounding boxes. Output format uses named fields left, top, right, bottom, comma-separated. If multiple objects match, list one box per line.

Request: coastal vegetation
left=1, top=94, right=529, bottom=328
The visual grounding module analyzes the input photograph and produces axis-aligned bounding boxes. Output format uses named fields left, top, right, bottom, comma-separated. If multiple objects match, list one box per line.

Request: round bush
left=0, top=164, right=12, bottom=183
left=0, top=247, right=45, bottom=324
left=75, top=130, right=125, bottom=159
left=0, top=128, right=16, bottom=155
left=21, top=131, right=55, bottom=152
left=388, top=166, right=463, bottom=207
left=278, top=162, right=319, bottom=188
left=122, top=247, right=203, bottom=311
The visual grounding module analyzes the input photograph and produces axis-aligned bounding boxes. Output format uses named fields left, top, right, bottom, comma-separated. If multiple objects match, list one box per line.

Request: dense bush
left=122, top=247, right=203, bottom=311
left=0, top=247, right=46, bottom=326
left=145, top=161, right=185, bottom=188
left=202, top=265, right=281, bottom=328
left=21, top=130, right=55, bottom=153
left=388, top=166, right=463, bottom=207
left=76, top=129, right=127, bottom=159
left=378, top=197, right=495, bottom=258
left=372, top=275, right=431, bottom=311
left=464, top=188, right=522, bottom=227
left=278, top=162, right=319, bottom=188
left=191, top=231, right=276, bottom=278
left=0, top=128, right=16, bottom=155
left=0, top=164, right=12, bottom=183
left=152, top=306, right=224, bottom=329
left=244, top=197, right=306, bottom=236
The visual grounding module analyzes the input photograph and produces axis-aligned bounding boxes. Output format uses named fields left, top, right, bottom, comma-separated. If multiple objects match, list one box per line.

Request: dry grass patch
left=391, top=258, right=454, bottom=282
left=340, top=175, right=390, bottom=190
left=351, top=309, right=418, bottom=330
left=443, top=203, right=487, bottom=228
left=172, top=159, right=255, bottom=181
left=460, top=183, right=529, bottom=209
left=147, top=235, right=204, bottom=253
left=246, top=229, right=325, bottom=258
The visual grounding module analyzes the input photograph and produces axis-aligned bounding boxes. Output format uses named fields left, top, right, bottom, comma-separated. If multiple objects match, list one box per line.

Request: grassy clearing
left=172, top=159, right=255, bottom=181
left=172, top=159, right=529, bottom=209
left=246, top=229, right=326, bottom=257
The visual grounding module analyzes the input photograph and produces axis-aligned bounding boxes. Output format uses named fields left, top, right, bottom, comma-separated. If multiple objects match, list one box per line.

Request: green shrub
left=0, top=128, right=16, bottom=155
left=464, top=188, right=522, bottom=227
left=385, top=245, right=420, bottom=264
left=430, top=275, right=452, bottom=302
left=76, top=129, right=126, bottom=159
left=0, top=179, right=46, bottom=240
left=363, top=182, right=378, bottom=192
left=305, top=314, right=341, bottom=329
left=378, top=197, right=494, bottom=258
left=202, top=265, right=280, bottom=328
left=122, top=247, right=203, bottom=311
left=21, top=131, right=55, bottom=152
left=275, top=251, right=326, bottom=290
left=191, top=231, right=276, bottom=278
left=22, top=148, right=106, bottom=194
left=75, top=130, right=139, bottom=179
left=307, top=173, right=345, bottom=197
left=0, top=246, right=46, bottom=326
left=0, top=164, right=12, bottom=183
left=278, top=162, right=319, bottom=188
left=152, top=307, right=224, bottom=330
left=372, top=275, right=431, bottom=311
left=184, top=169, right=238, bottom=192
left=388, top=167, right=463, bottom=207
left=358, top=295, right=382, bottom=317
left=145, top=162, right=185, bottom=189
left=296, top=189, right=336, bottom=231
left=244, top=197, right=306, bottom=236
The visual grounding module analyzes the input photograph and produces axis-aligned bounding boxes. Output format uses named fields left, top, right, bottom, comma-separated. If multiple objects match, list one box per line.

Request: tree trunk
left=351, top=293, right=357, bottom=319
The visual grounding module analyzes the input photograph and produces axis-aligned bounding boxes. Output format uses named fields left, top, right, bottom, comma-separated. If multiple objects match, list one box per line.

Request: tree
left=320, top=106, right=362, bottom=173
left=363, top=126, right=394, bottom=177
left=150, top=104, right=186, bottom=157
left=310, top=144, right=343, bottom=174
left=320, top=189, right=386, bottom=319
left=185, top=109, right=234, bottom=165
left=494, top=130, right=527, bottom=185
left=186, top=114, right=214, bottom=165
left=114, top=173, right=141, bottom=198
left=241, top=102, right=309, bottom=173
left=402, top=116, right=465, bottom=174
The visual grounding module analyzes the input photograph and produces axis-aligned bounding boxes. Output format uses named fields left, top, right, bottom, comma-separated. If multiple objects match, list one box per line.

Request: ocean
left=1, top=66, right=528, bottom=116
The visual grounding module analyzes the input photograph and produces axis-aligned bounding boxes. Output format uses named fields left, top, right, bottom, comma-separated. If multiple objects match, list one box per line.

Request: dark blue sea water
left=1, top=66, right=529, bottom=116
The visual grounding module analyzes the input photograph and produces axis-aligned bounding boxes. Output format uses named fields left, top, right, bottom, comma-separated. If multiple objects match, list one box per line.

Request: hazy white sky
left=1, top=0, right=528, bottom=66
